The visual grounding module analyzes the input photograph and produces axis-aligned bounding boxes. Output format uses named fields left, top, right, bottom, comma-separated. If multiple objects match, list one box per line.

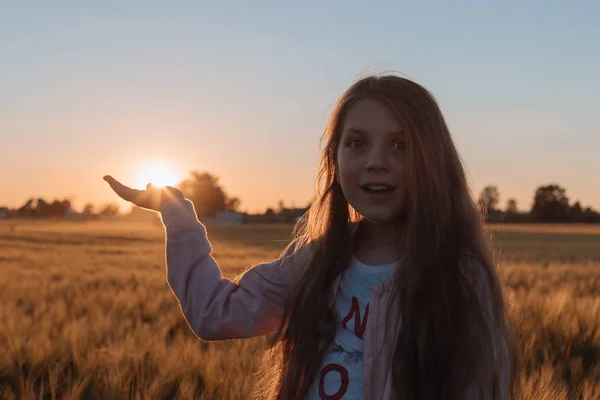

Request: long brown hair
left=253, top=74, right=520, bottom=399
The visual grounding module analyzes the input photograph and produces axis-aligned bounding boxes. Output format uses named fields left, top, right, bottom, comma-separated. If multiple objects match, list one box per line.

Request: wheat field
left=1, top=220, right=599, bottom=400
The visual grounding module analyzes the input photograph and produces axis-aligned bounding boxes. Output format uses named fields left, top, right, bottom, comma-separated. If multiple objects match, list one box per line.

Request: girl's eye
left=392, top=141, right=406, bottom=151
left=348, top=139, right=365, bottom=149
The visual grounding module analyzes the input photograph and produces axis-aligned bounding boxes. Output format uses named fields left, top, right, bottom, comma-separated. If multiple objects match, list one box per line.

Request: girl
left=104, top=74, right=519, bottom=399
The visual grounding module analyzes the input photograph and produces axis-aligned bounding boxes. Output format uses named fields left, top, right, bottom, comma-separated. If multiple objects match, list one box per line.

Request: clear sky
left=2, top=1, right=599, bottom=214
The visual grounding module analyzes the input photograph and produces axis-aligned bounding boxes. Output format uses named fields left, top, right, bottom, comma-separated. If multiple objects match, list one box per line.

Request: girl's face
left=336, top=98, right=408, bottom=224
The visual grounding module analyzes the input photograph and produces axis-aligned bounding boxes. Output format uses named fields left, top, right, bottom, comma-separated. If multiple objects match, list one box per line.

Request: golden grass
left=1, top=220, right=599, bottom=399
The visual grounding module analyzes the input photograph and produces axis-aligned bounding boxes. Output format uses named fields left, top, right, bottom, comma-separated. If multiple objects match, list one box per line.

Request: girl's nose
left=364, top=148, right=389, bottom=172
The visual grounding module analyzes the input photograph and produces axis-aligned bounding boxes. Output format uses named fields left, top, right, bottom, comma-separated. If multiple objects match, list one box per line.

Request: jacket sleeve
left=160, top=197, right=308, bottom=341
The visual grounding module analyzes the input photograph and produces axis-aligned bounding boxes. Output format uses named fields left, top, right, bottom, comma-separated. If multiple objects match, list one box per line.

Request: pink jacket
left=161, top=199, right=510, bottom=400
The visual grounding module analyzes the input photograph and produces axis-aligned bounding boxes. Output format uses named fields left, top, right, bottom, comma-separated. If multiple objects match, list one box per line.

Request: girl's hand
left=103, top=175, right=183, bottom=212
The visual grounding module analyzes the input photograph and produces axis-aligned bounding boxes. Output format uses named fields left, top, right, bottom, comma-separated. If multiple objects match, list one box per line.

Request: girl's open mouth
left=361, top=183, right=397, bottom=200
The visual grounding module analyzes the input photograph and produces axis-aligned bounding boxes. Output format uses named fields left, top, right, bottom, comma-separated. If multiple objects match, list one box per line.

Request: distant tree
left=226, top=197, right=241, bottom=212
left=279, top=208, right=294, bottom=223
left=99, top=203, right=120, bottom=216
left=503, top=198, right=520, bottom=222
left=478, top=186, right=500, bottom=216
left=34, top=198, right=51, bottom=217
left=82, top=203, right=96, bottom=216
left=278, top=200, right=286, bottom=212
left=264, top=208, right=277, bottom=223
left=177, top=171, right=240, bottom=218
left=506, top=199, right=518, bottom=214
left=582, top=207, right=600, bottom=223
left=570, top=201, right=583, bottom=222
left=274, top=200, right=293, bottom=223
left=49, top=199, right=71, bottom=217
left=18, top=199, right=35, bottom=217
left=531, top=184, right=570, bottom=222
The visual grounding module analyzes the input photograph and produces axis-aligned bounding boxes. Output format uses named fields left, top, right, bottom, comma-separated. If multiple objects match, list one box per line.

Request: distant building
left=0, top=207, right=8, bottom=219
left=487, top=210, right=507, bottom=223
left=215, top=211, right=244, bottom=225
left=289, top=207, right=309, bottom=222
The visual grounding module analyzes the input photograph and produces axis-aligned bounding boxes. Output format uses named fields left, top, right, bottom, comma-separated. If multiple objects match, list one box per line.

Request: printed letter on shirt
left=341, top=296, right=369, bottom=339
left=318, top=363, right=349, bottom=400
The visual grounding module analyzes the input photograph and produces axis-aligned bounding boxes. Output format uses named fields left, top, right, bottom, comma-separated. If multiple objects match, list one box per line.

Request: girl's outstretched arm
left=161, top=197, right=306, bottom=341
left=102, top=175, right=306, bottom=341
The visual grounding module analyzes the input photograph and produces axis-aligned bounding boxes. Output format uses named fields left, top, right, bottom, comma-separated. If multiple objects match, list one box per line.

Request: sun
left=134, top=163, right=180, bottom=189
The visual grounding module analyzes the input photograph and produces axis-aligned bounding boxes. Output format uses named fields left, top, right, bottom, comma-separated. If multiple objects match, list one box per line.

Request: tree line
left=1, top=171, right=309, bottom=223
left=2, top=198, right=121, bottom=219
left=478, top=184, right=600, bottom=223
left=2, top=173, right=598, bottom=224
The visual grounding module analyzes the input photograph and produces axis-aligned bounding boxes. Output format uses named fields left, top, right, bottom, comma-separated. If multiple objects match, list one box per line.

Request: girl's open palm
left=103, top=175, right=182, bottom=211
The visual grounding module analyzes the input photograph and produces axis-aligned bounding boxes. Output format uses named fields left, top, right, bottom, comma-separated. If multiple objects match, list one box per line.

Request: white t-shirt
left=306, top=255, right=399, bottom=399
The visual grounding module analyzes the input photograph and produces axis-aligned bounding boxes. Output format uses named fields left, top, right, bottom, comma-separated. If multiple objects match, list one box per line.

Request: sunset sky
left=2, top=2, right=599, bottom=214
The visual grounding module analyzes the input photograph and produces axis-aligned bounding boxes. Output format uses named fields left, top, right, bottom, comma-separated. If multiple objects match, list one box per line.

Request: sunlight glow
left=134, top=163, right=180, bottom=189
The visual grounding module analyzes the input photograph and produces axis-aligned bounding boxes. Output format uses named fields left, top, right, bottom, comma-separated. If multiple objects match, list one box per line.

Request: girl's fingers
left=103, top=175, right=160, bottom=210
left=104, top=175, right=183, bottom=211
left=103, top=175, right=142, bottom=203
